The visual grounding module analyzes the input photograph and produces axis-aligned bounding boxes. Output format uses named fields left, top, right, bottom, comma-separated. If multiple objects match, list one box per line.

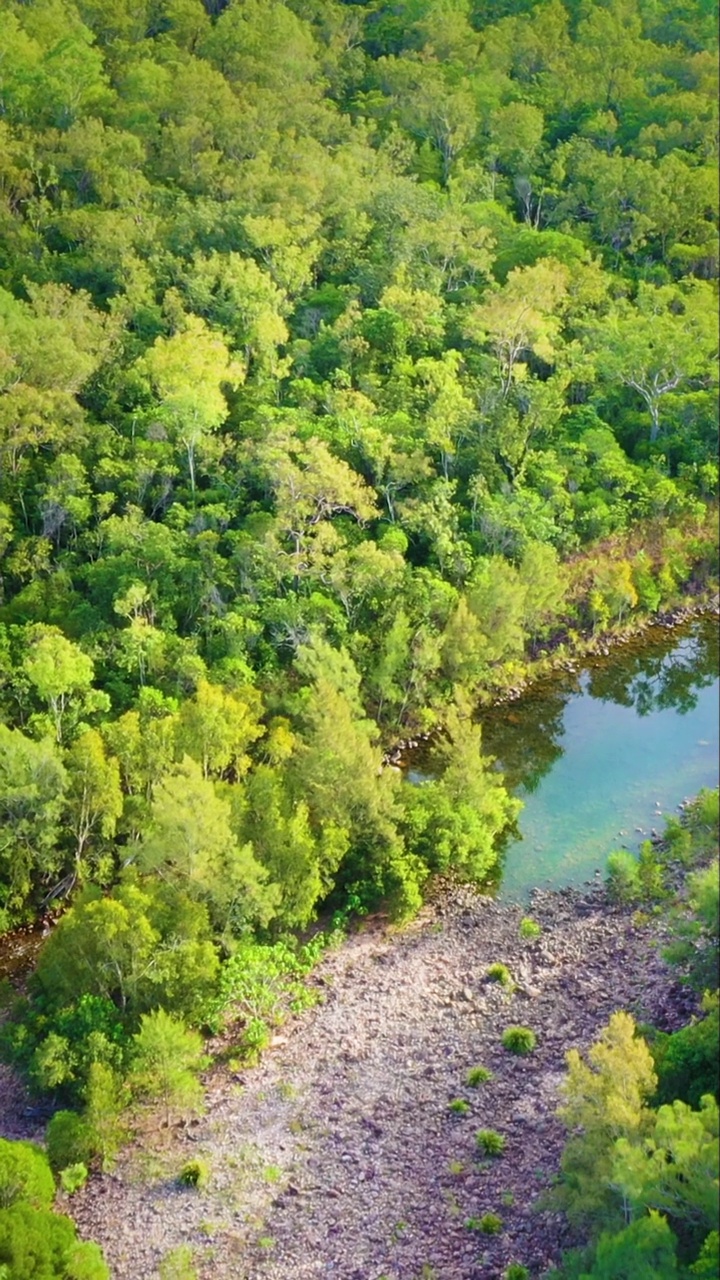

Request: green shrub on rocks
left=504, top=1265, right=530, bottom=1279
left=178, top=1158, right=211, bottom=1190
left=478, top=1212, right=503, bottom=1234
left=486, top=963, right=515, bottom=989
left=59, top=1162, right=88, bottom=1195
left=476, top=1129, right=505, bottom=1156
left=466, top=1065, right=493, bottom=1087
left=502, top=1026, right=537, bottom=1055
left=519, top=917, right=542, bottom=940
left=448, top=1098, right=471, bottom=1115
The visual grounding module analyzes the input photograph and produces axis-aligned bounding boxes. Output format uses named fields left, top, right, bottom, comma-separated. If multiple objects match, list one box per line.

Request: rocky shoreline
left=58, top=881, right=693, bottom=1280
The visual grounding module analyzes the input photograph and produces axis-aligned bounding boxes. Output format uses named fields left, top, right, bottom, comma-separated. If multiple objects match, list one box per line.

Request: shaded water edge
left=407, top=611, right=719, bottom=902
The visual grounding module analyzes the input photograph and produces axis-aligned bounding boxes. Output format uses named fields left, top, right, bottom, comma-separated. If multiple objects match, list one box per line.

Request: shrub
left=502, top=1026, right=537, bottom=1055
left=0, top=1139, right=55, bottom=1210
left=46, top=1111, right=92, bottom=1174
left=476, top=1129, right=505, bottom=1156
left=59, top=1162, right=88, bottom=1194
left=159, top=1245, right=198, bottom=1280
left=178, top=1158, right=211, bottom=1190
left=519, top=917, right=541, bottom=939
left=448, top=1098, right=471, bottom=1115
left=504, top=1265, right=530, bottom=1279
left=606, top=850, right=641, bottom=903
left=486, top=963, right=515, bottom=989
left=466, top=1065, right=493, bottom=1087
left=478, top=1212, right=503, bottom=1234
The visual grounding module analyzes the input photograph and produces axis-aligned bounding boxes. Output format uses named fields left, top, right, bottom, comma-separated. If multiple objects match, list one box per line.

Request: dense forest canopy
left=0, top=0, right=717, bottom=934
left=0, top=5, right=717, bottom=1276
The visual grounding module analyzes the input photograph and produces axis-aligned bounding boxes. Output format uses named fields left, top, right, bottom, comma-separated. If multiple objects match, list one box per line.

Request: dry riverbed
left=29, top=883, right=690, bottom=1280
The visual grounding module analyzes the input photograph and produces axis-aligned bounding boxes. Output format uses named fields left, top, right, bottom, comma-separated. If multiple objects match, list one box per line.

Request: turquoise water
left=411, top=617, right=719, bottom=901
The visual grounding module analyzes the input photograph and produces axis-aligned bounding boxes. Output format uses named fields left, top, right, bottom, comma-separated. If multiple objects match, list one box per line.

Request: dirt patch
left=37, top=884, right=692, bottom=1280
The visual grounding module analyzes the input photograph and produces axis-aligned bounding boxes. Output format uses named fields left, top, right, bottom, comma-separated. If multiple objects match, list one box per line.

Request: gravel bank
left=56, top=884, right=692, bottom=1280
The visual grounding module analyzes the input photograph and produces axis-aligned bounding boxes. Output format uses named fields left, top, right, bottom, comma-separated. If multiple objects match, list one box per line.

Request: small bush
left=476, top=1129, right=505, bottom=1156
left=59, top=1163, right=88, bottom=1195
left=466, top=1065, right=493, bottom=1087
left=178, top=1158, right=210, bottom=1190
left=448, top=1098, right=471, bottom=1115
left=519, top=917, right=541, bottom=939
left=159, top=1246, right=197, bottom=1280
left=606, top=850, right=641, bottom=903
left=486, top=963, right=515, bottom=989
left=504, top=1265, right=530, bottom=1279
left=46, top=1111, right=91, bottom=1174
left=478, top=1212, right=503, bottom=1234
left=502, top=1026, right=537, bottom=1055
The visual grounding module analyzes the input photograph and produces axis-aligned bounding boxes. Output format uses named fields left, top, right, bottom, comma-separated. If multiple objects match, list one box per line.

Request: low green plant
left=486, top=963, right=515, bottom=989
left=476, top=1128, right=505, bottom=1156
left=504, top=1264, right=530, bottom=1279
left=178, top=1158, right=211, bottom=1190
left=466, top=1065, right=493, bottom=1087
left=59, top=1162, right=88, bottom=1194
left=448, top=1098, right=471, bottom=1115
left=159, top=1245, right=198, bottom=1280
left=606, top=849, right=641, bottom=903
left=519, top=917, right=541, bottom=940
left=262, top=1164, right=282, bottom=1183
left=502, top=1026, right=537, bottom=1055
left=501, top=1190, right=515, bottom=1207
left=478, top=1212, right=503, bottom=1234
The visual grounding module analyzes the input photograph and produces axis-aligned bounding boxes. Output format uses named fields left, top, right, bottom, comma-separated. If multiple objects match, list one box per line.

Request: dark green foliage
left=504, top=1267, right=530, bottom=1280
left=478, top=1213, right=503, bottom=1235
left=652, top=994, right=720, bottom=1108
left=178, top=1159, right=210, bottom=1190
left=501, top=1026, right=537, bottom=1055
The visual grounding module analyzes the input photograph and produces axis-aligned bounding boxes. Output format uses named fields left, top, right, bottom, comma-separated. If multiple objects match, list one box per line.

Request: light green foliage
left=466, top=1066, right=493, bottom=1087
left=486, top=963, right=515, bottom=989
left=612, top=1095, right=719, bottom=1244
left=22, top=627, right=97, bottom=742
left=139, top=756, right=273, bottom=930
left=129, top=1009, right=208, bottom=1127
left=158, top=1245, right=198, bottom=1280
left=205, top=936, right=320, bottom=1038
left=557, top=1012, right=658, bottom=1228
left=448, top=1098, right=470, bottom=1115
left=476, top=1129, right=506, bottom=1156
left=35, top=881, right=219, bottom=1024
left=0, top=5, right=716, bottom=1253
left=58, top=1164, right=88, bottom=1195
left=502, top=1026, right=537, bottom=1055
left=0, top=1141, right=54, bottom=1211
left=606, top=851, right=641, bottom=905
left=0, top=726, right=67, bottom=923
left=519, top=917, right=542, bottom=940
left=504, top=1266, right=530, bottom=1280
left=0, top=1201, right=109, bottom=1280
